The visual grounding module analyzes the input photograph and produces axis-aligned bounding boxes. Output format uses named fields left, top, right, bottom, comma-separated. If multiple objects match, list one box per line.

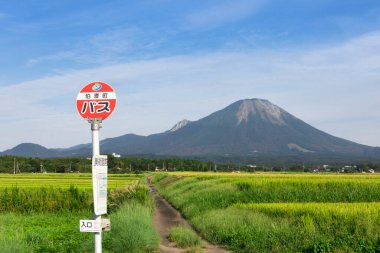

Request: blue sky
left=0, top=0, right=379, bottom=150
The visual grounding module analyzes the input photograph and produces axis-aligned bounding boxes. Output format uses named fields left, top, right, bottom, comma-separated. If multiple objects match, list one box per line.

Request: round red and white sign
left=76, top=81, right=117, bottom=121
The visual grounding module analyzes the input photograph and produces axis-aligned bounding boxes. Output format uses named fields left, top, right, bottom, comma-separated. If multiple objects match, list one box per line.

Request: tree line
left=0, top=155, right=217, bottom=173
left=0, top=155, right=379, bottom=173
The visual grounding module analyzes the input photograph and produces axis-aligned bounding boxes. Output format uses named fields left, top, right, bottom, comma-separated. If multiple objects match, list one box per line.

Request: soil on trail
left=150, top=186, right=230, bottom=253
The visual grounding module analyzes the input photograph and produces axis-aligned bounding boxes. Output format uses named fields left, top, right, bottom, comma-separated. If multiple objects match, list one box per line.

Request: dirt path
left=150, top=186, right=230, bottom=253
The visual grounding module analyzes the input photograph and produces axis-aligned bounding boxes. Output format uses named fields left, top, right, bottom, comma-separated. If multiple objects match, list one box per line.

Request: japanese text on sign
left=84, top=93, right=109, bottom=99
left=93, top=156, right=107, bottom=167
left=81, top=101, right=111, bottom=114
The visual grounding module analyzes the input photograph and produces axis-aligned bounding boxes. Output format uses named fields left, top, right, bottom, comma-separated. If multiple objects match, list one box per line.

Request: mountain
left=2, top=98, right=380, bottom=161
left=64, top=98, right=380, bottom=158
left=0, top=143, right=62, bottom=158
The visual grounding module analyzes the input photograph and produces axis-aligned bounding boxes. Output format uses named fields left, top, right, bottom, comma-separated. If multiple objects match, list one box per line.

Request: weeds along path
left=150, top=185, right=230, bottom=253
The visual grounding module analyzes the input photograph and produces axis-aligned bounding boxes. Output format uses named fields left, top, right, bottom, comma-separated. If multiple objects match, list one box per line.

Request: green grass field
left=3, top=171, right=380, bottom=252
left=153, top=172, right=380, bottom=252
left=0, top=173, right=159, bottom=253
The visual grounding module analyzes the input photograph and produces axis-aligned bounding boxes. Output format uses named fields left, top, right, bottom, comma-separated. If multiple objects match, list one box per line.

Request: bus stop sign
left=76, top=81, right=117, bottom=121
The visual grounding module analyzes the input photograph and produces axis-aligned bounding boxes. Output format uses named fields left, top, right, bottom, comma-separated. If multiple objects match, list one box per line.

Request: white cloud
left=1, top=30, right=380, bottom=150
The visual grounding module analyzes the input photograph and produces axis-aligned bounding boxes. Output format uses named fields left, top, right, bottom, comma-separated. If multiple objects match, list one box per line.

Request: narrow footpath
left=150, top=186, right=230, bottom=253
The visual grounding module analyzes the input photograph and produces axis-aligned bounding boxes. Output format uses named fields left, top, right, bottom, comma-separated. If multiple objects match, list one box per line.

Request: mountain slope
left=1, top=143, right=62, bottom=158
left=130, top=99, right=377, bottom=156
left=88, top=98, right=379, bottom=157
left=1, top=98, right=379, bottom=160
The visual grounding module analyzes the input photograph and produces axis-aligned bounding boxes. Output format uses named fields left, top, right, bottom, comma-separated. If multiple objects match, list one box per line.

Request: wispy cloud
left=26, top=26, right=170, bottom=67
left=183, top=0, right=264, bottom=30
left=1, top=30, right=380, bottom=150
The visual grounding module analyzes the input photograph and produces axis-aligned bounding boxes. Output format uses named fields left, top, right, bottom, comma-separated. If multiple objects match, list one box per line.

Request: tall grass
left=104, top=200, right=159, bottom=253
left=0, top=178, right=159, bottom=252
left=155, top=174, right=380, bottom=218
left=0, top=186, right=92, bottom=213
left=104, top=184, right=159, bottom=253
left=153, top=173, right=380, bottom=252
left=193, top=203, right=380, bottom=252
left=0, top=212, right=93, bottom=253
left=0, top=177, right=149, bottom=213
left=168, top=226, right=202, bottom=248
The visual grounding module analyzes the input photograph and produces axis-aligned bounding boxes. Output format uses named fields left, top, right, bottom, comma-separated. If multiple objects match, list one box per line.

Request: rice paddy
left=0, top=173, right=140, bottom=189
left=153, top=172, right=380, bottom=252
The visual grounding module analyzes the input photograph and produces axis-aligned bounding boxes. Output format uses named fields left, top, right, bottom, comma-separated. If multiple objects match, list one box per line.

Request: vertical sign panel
left=92, top=155, right=107, bottom=215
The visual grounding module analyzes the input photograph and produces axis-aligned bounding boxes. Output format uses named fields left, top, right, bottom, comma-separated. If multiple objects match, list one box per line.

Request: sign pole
left=77, top=81, right=116, bottom=252
left=91, top=119, right=102, bottom=253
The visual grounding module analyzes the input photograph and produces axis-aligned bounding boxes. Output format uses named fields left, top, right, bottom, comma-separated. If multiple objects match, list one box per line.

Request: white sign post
left=76, top=81, right=117, bottom=253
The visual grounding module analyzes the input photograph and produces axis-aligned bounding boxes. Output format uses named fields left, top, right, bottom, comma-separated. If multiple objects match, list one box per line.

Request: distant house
left=341, top=165, right=357, bottom=173
left=112, top=153, right=121, bottom=158
left=155, top=167, right=167, bottom=172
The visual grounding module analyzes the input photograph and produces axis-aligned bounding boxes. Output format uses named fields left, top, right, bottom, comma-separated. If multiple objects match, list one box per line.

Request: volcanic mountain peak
left=236, top=99, right=286, bottom=126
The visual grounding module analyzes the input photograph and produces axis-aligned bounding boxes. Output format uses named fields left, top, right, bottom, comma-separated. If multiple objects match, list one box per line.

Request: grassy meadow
left=0, top=173, right=159, bottom=253
left=153, top=172, right=380, bottom=252
left=3, top=171, right=380, bottom=252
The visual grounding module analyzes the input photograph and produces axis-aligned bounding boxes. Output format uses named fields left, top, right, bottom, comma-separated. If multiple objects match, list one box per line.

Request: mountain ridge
left=1, top=98, right=379, bottom=162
